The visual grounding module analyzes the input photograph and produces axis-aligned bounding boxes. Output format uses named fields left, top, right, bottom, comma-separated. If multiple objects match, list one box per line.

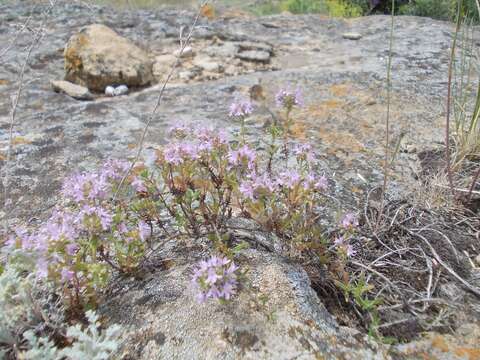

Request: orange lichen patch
left=431, top=336, right=449, bottom=352
left=303, top=98, right=345, bottom=119
left=317, top=128, right=365, bottom=154
left=221, top=9, right=252, bottom=19
left=200, top=4, right=215, bottom=20
left=350, top=186, right=363, bottom=193
left=323, top=99, right=343, bottom=109
left=329, top=83, right=351, bottom=97
left=11, top=136, right=31, bottom=146
left=64, top=33, right=88, bottom=72
left=290, top=121, right=306, bottom=140
left=0, top=79, right=9, bottom=85
left=455, top=348, right=480, bottom=360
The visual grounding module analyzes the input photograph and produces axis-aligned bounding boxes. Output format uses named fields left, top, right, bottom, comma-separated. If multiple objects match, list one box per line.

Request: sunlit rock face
left=64, top=24, right=153, bottom=92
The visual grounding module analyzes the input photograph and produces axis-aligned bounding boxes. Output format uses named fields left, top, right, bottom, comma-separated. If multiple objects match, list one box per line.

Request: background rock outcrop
left=64, top=24, right=153, bottom=92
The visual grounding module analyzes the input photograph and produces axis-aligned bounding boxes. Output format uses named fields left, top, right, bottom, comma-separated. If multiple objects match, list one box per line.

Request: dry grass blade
left=445, top=2, right=465, bottom=196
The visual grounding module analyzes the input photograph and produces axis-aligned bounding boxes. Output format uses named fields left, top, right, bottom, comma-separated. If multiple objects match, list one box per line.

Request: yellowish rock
left=64, top=24, right=153, bottom=92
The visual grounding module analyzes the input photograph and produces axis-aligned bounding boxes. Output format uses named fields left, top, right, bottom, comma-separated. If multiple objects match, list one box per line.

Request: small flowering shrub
left=0, top=84, right=363, bottom=351
left=238, top=145, right=329, bottom=255
left=191, top=256, right=239, bottom=303
left=4, top=159, right=152, bottom=311
left=153, top=127, right=237, bottom=240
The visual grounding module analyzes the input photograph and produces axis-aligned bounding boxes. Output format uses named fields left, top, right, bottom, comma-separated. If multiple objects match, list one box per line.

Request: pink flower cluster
left=293, top=143, right=315, bottom=163
left=62, top=159, right=129, bottom=202
left=333, top=213, right=359, bottom=258
left=228, top=144, right=256, bottom=171
left=191, top=256, right=238, bottom=303
left=161, top=127, right=229, bottom=166
left=238, top=170, right=328, bottom=200
left=275, top=87, right=303, bottom=109
left=4, top=158, right=149, bottom=284
left=229, top=98, right=254, bottom=118
left=341, top=213, right=359, bottom=229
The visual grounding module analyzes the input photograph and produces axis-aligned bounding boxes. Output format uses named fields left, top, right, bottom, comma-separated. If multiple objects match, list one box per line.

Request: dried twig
left=2, top=7, right=53, bottom=231
left=406, top=227, right=480, bottom=297
left=113, top=1, right=209, bottom=200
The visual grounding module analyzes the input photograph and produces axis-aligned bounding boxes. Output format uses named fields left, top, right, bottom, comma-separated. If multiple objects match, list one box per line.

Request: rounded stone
left=64, top=24, right=153, bottom=92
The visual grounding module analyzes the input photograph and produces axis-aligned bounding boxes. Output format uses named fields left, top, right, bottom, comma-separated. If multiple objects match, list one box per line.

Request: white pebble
left=105, top=85, right=115, bottom=96
left=113, top=85, right=129, bottom=96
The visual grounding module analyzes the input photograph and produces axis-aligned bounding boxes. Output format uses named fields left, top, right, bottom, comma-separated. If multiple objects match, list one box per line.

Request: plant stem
left=377, top=0, right=395, bottom=229
left=445, top=1, right=463, bottom=196
left=466, top=166, right=480, bottom=203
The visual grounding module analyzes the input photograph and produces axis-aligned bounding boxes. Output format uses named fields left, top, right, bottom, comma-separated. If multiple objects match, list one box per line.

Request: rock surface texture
left=50, top=79, right=93, bottom=100
left=104, top=244, right=387, bottom=359
left=0, top=2, right=479, bottom=359
left=64, top=24, right=153, bottom=91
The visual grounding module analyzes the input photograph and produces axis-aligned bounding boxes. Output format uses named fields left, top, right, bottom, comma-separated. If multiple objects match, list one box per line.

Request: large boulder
left=64, top=24, right=153, bottom=92
left=100, top=243, right=387, bottom=359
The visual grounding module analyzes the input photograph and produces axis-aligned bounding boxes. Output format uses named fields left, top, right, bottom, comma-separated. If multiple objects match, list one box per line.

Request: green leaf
left=232, top=241, right=249, bottom=254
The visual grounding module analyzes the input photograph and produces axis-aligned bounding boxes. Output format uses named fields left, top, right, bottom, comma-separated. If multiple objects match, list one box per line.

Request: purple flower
left=334, top=236, right=345, bottom=246
left=197, top=128, right=228, bottom=147
left=118, top=222, right=128, bottom=234
left=132, top=176, right=147, bottom=192
left=346, top=244, right=356, bottom=257
left=62, top=171, right=112, bottom=203
left=138, top=220, right=150, bottom=241
left=61, top=267, right=75, bottom=283
left=163, top=144, right=183, bottom=165
left=62, top=174, right=86, bottom=202
left=220, top=279, right=236, bottom=300
left=66, top=243, right=79, bottom=256
left=294, top=143, right=315, bottom=163
left=251, top=172, right=276, bottom=192
left=341, top=213, right=358, bottom=229
left=163, top=143, right=199, bottom=165
left=278, top=170, right=301, bottom=189
left=36, top=257, right=49, bottom=279
left=275, top=87, right=303, bottom=109
left=96, top=207, right=113, bottom=230
left=228, top=145, right=256, bottom=170
left=229, top=98, right=254, bottom=117
left=191, top=255, right=239, bottom=303
left=206, top=267, right=219, bottom=284
left=81, top=206, right=112, bottom=231
left=180, top=143, right=199, bottom=160
left=239, top=181, right=254, bottom=200
left=304, top=174, right=328, bottom=191
left=101, top=159, right=130, bottom=181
